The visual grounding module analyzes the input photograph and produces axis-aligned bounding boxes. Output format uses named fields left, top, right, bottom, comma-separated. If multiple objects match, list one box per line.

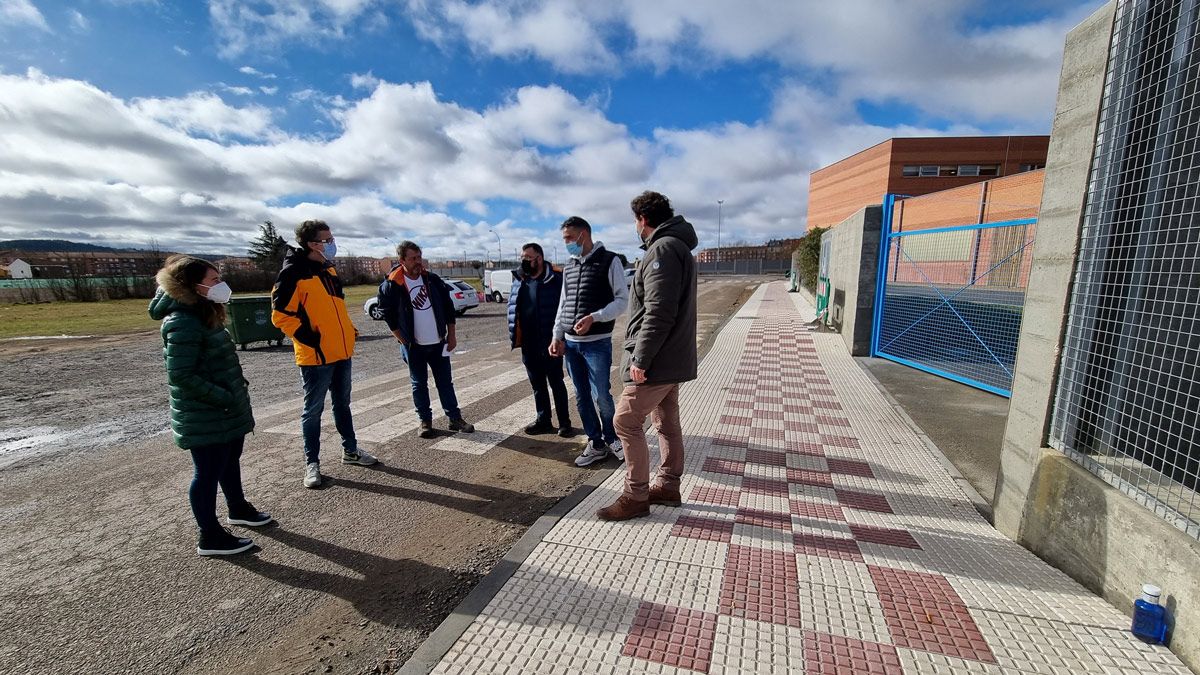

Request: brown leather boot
left=648, top=484, right=682, bottom=507
left=596, top=495, right=650, bottom=521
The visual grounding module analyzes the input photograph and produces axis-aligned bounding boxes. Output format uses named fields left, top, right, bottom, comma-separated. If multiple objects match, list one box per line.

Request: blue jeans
left=402, top=342, right=462, bottom=421
left=564, top=338, right=617, bottom=445
left=300, top=358, right=358, bottom=464
left=189, top=435, right=250, bottom=535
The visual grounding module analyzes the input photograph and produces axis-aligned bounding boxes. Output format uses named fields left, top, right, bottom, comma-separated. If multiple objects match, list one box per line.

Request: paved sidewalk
left=415, top=282, right=1189, bottom=674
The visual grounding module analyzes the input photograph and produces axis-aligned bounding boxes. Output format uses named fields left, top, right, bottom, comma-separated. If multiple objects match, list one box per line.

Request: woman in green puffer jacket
left=149, top=255, right=272, bottom=557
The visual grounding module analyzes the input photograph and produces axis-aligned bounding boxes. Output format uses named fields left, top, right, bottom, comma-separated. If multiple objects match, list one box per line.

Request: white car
left=363, top=278, right=480, bottom=320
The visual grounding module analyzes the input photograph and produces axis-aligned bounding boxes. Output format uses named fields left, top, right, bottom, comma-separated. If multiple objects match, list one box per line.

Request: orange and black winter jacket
left=271, top=249, right=357, bottom=366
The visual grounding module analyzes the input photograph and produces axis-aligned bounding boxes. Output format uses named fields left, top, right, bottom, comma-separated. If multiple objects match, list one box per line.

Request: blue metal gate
left=871, top=194, right=1037, bottom=397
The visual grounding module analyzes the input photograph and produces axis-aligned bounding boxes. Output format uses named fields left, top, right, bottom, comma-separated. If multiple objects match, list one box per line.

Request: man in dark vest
left=598, top=191, right=698, bottom=521
left=549, top=216, right=629, bottom=466
left=508, top=243, right=574, bottom=437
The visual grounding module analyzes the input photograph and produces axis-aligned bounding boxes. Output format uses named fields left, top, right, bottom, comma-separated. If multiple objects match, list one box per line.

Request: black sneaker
left=524, top=421, right=555, bottom=435
left=418, top=420, right=436, bottom=439
left=197, top=528, right=254, bottom=556
left=557, top=425, right=577, bottom=438
left=227, top=504, right=273, bottom=527
left=448, top=417, right=475, bottom=433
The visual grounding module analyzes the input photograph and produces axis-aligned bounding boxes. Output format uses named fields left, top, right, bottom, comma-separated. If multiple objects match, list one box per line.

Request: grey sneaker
left=448, top=417, right=475, bottom=433
left=574, top=441, right=610, bottom=467
left=608, top=439, right=625, bottom=462
left=418, top=420, right=436, bottom=439
left=342, top=449, right=378, bottom=466
left=303, top=462, right=322, bottom=489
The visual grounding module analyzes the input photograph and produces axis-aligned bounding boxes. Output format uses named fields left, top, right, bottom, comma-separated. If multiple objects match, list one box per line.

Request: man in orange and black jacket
left=272, top=219, right=377, bottom=490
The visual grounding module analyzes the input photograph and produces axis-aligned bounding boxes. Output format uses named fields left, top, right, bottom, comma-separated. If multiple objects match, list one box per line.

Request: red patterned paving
left=803, top=631, right=904, bottom=675
left=744, top=449, right=788, bottom=467
left=671, top=515, right=736, bottom=543
left=719, top=545, right=802, bottom=627
left=794, top=533, right=864, bottom=562
left=742, top=477, right=791, bottom=498
left=826, top=458, right=875, bottom=478
left=834, top=489, right=894, bottom=514
left=703, top=457, right=747, bottom=477
left=849, top=525, right=922, bottom=550
left=789, top=499, right=847, bottom=522
left=868, top=565, right=997, bottom=663
left=821, top=434, right=861, bottom=449
left=787, top=468, right=835, bottom=488
left=622, top=602, right=718, bottom=673
left=735, top=507, right=793, bottom=532
left=688, top=485, right=742, bottom=508
left=713, top=434, right=748, bottom=449
left=787, top=442, right=827, bottom=457
left=719, top=415, right=753, bottom=427
left=815, top=415, right=852, bottom=428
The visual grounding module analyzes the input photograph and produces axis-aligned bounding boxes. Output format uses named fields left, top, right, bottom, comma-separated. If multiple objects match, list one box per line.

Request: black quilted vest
left=559, top=246, right=617, bottom=338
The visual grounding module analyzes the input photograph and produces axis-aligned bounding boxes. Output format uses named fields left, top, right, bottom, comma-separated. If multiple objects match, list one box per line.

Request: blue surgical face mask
left=322, top=241, right=337, bottom=259
left=565, top=241, right=583, bottom=257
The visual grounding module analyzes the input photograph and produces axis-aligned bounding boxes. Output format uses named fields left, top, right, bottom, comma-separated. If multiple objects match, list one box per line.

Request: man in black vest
left=550, top=216, right=629, bottom=466
left=508, top=243, right=574, bottom=437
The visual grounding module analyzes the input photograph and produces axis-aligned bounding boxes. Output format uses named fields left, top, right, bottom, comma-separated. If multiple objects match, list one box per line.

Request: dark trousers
left=300, top=358, right=357, bottom=465
left=189, top=435, right=250, bottom=535
left=401, top=342, right=462, bottom=421
left=522, top=345, right=571, bottom=427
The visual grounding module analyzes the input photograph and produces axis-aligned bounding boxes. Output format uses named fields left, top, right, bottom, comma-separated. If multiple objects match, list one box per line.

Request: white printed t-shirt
left=407, top=275, right=441, bottom=345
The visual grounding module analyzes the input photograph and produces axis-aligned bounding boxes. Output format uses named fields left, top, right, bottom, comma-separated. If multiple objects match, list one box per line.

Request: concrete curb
left=398, top=468, right=612, bottom=675
left=853, top=359, right=995, bottom=523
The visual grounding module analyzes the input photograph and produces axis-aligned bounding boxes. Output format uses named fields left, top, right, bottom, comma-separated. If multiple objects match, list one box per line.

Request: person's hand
left=573, top=315, right=594, bottom=335
left=630, top=364, right=647, bottom=384
left=548, top=339, right=564, bottom=357
left=446, top=334, right=457, bottom=353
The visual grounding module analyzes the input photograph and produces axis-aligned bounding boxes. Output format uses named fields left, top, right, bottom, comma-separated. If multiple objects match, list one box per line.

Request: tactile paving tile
left=826, top=458, right=875, bottom=478
left=688, top=485, right=741, bottom=508
left=794, top=532, right=865, bottom=562
left=789, top=499, right=847, bottom=522
left=622, top=601, right=719, bottom=673
left=849, top=524, right=922, bottom=550
left=671, top=515, right=736, bottom=544
left=804, top=630, right=904, bottom=674
left=718, top=544, right=802, bottom=628
left=834, top=488, right=894, bottom=514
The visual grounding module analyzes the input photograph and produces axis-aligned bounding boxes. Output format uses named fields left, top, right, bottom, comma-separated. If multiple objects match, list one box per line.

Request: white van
left=485, top=269, right=517, bottom=302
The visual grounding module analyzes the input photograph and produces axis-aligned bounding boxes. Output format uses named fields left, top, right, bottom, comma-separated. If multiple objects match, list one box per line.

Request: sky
left=0, top=0, right=1100, bottom=263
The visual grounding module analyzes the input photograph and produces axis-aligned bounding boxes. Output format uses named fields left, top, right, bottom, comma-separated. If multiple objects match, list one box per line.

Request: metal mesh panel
left=1050, top=0, right=1200, bottom=537
left=876, top=220, right=1036, bottom=395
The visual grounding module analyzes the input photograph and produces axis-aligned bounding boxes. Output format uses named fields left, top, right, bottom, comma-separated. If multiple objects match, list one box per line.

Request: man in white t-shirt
left=377, top=241, right=475, bottom=439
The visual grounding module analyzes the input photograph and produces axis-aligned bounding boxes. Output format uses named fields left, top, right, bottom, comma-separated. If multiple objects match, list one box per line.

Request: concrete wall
left=819, top=206, right=881, bottom=355
left=994, top=2, right=1200, bottom=669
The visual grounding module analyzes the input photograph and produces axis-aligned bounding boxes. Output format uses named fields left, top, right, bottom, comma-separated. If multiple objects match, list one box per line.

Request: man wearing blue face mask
left=272, top=219, right=376, bottom=490
left=550, top=216, right=629, bottom=466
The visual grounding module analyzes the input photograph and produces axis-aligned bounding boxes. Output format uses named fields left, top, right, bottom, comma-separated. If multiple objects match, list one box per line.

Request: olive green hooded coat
left=148, top=269, right=255, bottom=449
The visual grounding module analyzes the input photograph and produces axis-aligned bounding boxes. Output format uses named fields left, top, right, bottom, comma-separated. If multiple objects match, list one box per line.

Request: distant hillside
left=0, top=239, right=228, bottom=260
left=0, top=239, right=126, bottom=253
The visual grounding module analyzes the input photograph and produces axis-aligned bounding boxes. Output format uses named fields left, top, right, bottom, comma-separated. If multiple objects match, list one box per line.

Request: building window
left=918, top=165, right=939, bottom=177
left=1019, top=163, right=1045, bottom=172
left=979, top=165, right=1000, bottom=176
left=958, top=165, right=980, bottom=177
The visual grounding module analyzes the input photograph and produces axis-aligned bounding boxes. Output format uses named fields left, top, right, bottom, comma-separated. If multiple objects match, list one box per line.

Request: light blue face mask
left=565, top=241, right=583, bottom=257
left=323, top=241, right=337, bottom=259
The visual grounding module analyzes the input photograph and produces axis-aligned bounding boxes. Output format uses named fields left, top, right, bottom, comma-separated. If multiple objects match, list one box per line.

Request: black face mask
left=521, top=259, right=537, bottom=276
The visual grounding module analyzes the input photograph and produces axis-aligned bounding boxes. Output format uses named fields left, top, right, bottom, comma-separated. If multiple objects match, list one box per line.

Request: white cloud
left=349, top=71, right=379, bottom=89
left=174, top=45, right=190, bottom=56
left=260, top=85, right=279, bottom=96
left=238, top=65, right=276, bottom=79
left=68, top=8, right=88, bottom=33
left=208, top=0, right=381, bottom=57
left=131, top=90, right=275, bottom=140
left=0, top=0, right=50, bottom=31
left=221, top=84, right=255, bottom=96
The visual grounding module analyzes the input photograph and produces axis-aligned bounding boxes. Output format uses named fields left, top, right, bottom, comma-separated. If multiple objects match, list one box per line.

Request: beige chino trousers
left=613, top=382, right=685, bottom=501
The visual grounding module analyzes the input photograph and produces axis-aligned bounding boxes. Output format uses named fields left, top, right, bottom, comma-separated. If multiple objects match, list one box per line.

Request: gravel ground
left=0, top=276, right=764, bottom=675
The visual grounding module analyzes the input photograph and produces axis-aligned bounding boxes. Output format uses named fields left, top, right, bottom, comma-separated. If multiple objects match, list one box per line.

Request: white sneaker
left=342, top=449, right=378, bottom=466
left=609, top=440, right=625, bottom=462
left=574, top=441, right=610, bottom=467
left=303, top=462, right=323, bottom=488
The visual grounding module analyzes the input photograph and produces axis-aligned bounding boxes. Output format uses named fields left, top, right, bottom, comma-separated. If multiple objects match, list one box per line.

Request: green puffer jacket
left=148, top=274, right=255, bottom=450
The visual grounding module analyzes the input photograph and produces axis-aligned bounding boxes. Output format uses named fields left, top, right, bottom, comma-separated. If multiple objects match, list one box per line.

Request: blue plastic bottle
left=1131, top=584, right=1168, bottom=645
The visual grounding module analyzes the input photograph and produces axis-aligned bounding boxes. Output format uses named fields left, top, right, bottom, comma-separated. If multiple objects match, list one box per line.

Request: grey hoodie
left=622, top=215, right=699, bottom=385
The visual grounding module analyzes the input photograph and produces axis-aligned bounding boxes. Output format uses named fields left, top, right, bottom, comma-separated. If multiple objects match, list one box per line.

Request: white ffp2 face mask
left=200, top=281, right=233, bottom=304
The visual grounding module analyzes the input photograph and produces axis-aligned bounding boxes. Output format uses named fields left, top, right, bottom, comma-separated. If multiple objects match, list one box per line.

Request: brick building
left=696, top=238, right=803, bottom=263
left=1, top=250, right=170, bottom=278
left=807, top=136, right=1049, bottom=230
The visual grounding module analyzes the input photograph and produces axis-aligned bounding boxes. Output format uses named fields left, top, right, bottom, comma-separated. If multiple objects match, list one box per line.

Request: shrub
left=795, top=226, right=828, bottom=293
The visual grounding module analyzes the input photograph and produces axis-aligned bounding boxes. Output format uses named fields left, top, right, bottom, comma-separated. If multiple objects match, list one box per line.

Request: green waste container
left=225, top=296, right=285, bottom=350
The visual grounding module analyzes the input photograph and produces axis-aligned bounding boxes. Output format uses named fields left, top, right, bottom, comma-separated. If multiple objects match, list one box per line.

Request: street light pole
left=717, top=200, right=724, bottom=269
left=488, top=229, right=502, bottom=267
